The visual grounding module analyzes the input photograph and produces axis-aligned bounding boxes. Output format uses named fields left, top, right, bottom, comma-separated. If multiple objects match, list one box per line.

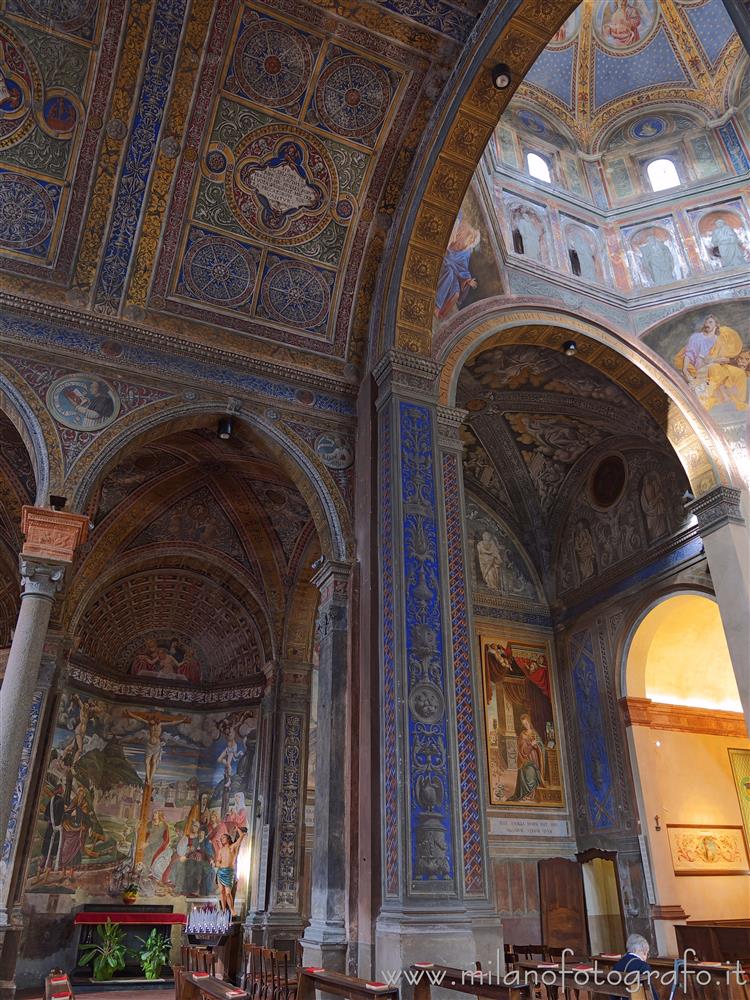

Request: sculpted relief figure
left=710, top=218, right=747, bottom=268
left=639, top=233, right=675, bottom=285
left=640, top=470, right=668, bottom=541
left=476, top=530, right=503, bottom=589
left=515, top=210, right=543, bottom=261
left=574, top=520, right=597, bottom=582
left=571, top=233, right=599, bottom=282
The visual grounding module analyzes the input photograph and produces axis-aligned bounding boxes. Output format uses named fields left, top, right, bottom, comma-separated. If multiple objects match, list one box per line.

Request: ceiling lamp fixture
left=562, top=340, right=577, bottom=356
left=491, top=63, right=511, bottom=90
left=217, top=416, right=233, bottom=441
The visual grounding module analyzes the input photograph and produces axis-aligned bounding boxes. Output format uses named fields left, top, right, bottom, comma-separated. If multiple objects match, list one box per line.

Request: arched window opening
left=569, top=248, right=581, bottom=276
left=647, top=158, right=680, bottom=192
left=512, top=228, right=525, bottom=254
left=527, top=152, right=551, bottom=183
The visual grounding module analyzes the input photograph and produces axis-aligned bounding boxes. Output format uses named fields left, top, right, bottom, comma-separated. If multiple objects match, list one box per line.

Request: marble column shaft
left=300, top=559, right=351, bottom=971
left=0, top=558, right=64, bottom=854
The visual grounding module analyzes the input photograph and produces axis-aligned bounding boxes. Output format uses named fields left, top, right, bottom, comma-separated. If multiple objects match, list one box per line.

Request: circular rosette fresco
left=0, top=24, right=42, bottom=151
left=227, top=125, right=338, bottom=247
left=593, top=0, right=659, bottom=52
left=314, top=55, right=390, bottom=140
left=234, top=18, right=312, bottom=109
left=0, top=173, right=54, bottom=251
left=183, top=236, right=257, bottom=307
left=13, top=0, right=98, bottom=34
left=260, top=259, right=331, bottom=330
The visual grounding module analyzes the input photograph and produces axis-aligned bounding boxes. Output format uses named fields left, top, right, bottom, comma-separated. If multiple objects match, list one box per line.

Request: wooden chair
left=271, top=949, right=297, bottom=1000
left=244, top=943, right=262, bottom=997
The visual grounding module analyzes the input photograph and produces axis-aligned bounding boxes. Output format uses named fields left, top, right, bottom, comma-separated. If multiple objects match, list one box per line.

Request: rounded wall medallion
left=46, top=374, right=120, bottom=432
left=226, top=125, right=337, bottom=247
left=315, top=432, right=353, bottom=469
left=409, top=682, right=445, bottom=724
left=593, top=0, right=659, bottom=52
left=589, top=453, right=627, bottom=509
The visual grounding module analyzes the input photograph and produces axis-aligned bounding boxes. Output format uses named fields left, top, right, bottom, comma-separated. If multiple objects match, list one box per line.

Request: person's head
left=626, top=933, right=650, bottom=960
left=702, top=314, right=719, bottom=335
left=520, top=713, right=532, bottom=731
left=221, top=833, right=231, bottom=846
left=90, top=381, right=101, bottom=395
left=190, top=821, right=200, bottom=835
left=54, top=783, right=64, bottom=795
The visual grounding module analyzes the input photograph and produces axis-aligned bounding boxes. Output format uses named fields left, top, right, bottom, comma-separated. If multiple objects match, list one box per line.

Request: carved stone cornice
left=436, top=404, right=468, bottom=450
left=686, top=486, right=744, bottom=536
left=621, top=696, right=746, bottom=738
left=311, top=559, right=351, bottom=605
left=373, top=348, right=441, bottom=405
left=651, top=905, right=689, bottom=920
left=21, top=506, right=89, bottom=563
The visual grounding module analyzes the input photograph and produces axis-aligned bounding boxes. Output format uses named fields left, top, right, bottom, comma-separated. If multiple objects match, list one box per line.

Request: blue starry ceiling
left=513, top=0, right=746, bottom=152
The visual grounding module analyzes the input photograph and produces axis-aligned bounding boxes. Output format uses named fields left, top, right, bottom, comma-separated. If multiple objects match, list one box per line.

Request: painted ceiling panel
left=593, top=28, right=689, bottom=111
left=524, top=45, right=577, bottom=109
left=684, top=0, right=737, bottom=65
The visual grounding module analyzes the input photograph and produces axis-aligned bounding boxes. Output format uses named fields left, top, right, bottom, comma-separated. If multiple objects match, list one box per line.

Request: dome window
left=526, top=152, right=551, bottom=183
left=647, top=158, right=680, bottom=192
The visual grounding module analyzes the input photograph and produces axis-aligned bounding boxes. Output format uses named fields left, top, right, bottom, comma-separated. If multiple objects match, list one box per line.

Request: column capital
left=686, top=485, right=744, bottom=536
left=21, top=506, right=89, bottom=563
left=311, top=558, right=352, bottom=602
left=18, top=556, right=66, bottom=601
left=436, top=405, right=469, bottom=451
left=373, top=348, right=441, bottom=406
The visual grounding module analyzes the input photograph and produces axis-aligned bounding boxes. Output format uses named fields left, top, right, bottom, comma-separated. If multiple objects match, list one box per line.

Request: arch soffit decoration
left=377, top=0, right=580, bottom=359
left=0, top=360, right=56, bottom=505
left=438, top=307, right=739, bottom=496
left=66, top=402, right=353, bottom=562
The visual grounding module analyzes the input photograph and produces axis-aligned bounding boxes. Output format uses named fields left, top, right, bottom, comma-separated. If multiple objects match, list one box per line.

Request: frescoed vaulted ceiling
left=62, top=425, right=320, bottom=683
left=511, top=0, right=747, bottom=152
left=0, top=0, right=485, bottom=375
left=456, top=330, right=689, bottom=596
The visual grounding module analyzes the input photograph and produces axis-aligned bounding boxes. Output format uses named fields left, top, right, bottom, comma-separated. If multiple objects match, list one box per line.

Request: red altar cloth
left=73, top=912, right=186, bottom=925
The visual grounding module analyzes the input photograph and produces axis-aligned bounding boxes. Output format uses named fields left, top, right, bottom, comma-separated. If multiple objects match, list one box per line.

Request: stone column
left=373, top=351, right=500, bottom=980
left=686, top=487, right=750, bottom=726
left=0, top=507, right=88, bottom=854
left=300, top=560, right=351, bottom=971
left=249, top=662, right=312, bottom=949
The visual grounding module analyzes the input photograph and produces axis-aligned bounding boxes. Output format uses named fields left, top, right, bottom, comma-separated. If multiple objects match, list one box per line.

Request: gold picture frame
left=666, top=824, right=750, bottom=877
left=479, top=629, right=564, bottom=808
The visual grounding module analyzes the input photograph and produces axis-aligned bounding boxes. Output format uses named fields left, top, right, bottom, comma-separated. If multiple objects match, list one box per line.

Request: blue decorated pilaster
left=374, top=351, right=498, bottom=972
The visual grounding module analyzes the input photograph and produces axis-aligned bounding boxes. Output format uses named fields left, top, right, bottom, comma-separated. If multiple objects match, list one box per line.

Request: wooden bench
left=411, top=963, right=531, bottom=1000
left=594, top=954, right=750, bottom=1000
left=181, top=971, right=249, bottom=1000
left=517, top=959, right=648, bottom=1000
left=297, top=966, right=399, bottom=1000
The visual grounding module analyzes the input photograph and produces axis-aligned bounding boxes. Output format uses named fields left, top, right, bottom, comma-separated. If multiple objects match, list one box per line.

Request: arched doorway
left=622, top=592, right=750, bottom=956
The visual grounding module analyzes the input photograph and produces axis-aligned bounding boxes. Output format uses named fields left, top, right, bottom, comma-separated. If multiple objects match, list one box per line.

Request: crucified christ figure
left=214, top=827, right=247, bottom=916
left=125, top=709, right=190, bottom=784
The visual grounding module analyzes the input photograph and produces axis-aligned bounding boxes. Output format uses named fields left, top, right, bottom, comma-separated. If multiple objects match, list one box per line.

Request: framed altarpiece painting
left=479, top=629, right=566, bottom=808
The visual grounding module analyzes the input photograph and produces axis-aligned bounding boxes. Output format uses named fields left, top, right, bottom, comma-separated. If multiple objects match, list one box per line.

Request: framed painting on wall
left=479, top=630, right=565, bottom=808
left=728, top=747, right=750, bottom=846
left=667, top=825, right=750, bottom=876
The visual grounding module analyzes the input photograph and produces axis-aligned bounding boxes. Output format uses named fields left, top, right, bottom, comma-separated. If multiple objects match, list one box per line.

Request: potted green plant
left=137, top=928, right=172, bottom=980
left=79, top=919, right=127, bottom=982
left=122, top=882, right=139, bottom=905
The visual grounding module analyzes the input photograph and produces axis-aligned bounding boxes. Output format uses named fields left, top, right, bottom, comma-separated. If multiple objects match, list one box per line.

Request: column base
left=244, top=911, right=307, bottom=953
left=300, top=918, right=347, bottom=971
left=375, top=906, right=504, bottom=987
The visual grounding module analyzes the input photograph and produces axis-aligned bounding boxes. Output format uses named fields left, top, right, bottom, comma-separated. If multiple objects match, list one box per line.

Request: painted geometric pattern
left=275, top=712, right=304, bottom=909
left=442, top=451, right=484, bottom=895
left=570, top=628, right=615, bottom=830
left=0, top=9, right=107, bottom=272
left=154, top=1, right=403, bottom=348
left=0, top=686, right=43, bottom=905
left=380, top=407, right=399, bottom=897
left=399, top=402, right=455, bottom=884
left=94, top=0, right=187, bottom=313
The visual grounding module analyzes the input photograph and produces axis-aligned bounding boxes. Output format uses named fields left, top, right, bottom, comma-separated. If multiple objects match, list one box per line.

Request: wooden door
left=539, top=857, right=589, bottom=953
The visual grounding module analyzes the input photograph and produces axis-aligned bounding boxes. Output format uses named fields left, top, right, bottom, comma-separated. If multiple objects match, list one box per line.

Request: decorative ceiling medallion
left=11, top=0, right=98, bottom=35
left=226, top=125, right=338, bottom=246
left=234, top=18, right=312, bottom=109
left=46, top=373, right=120, bottom=432
left=314, top=55, right=390, bottom=140
left=0, top=23, right=42, bottom=151
left=0, top=173, right=54, bottom=250
left=593, top=0, right=659, bottom=52
left=589, top=453, right=628, bottom=509
left=314, top=431, right=354, bottom=469
left=183, top=235, right=257, bottom=306
left=259, top=257, right=332, bottom=330
left=628, top=115, right=667, bottom=140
